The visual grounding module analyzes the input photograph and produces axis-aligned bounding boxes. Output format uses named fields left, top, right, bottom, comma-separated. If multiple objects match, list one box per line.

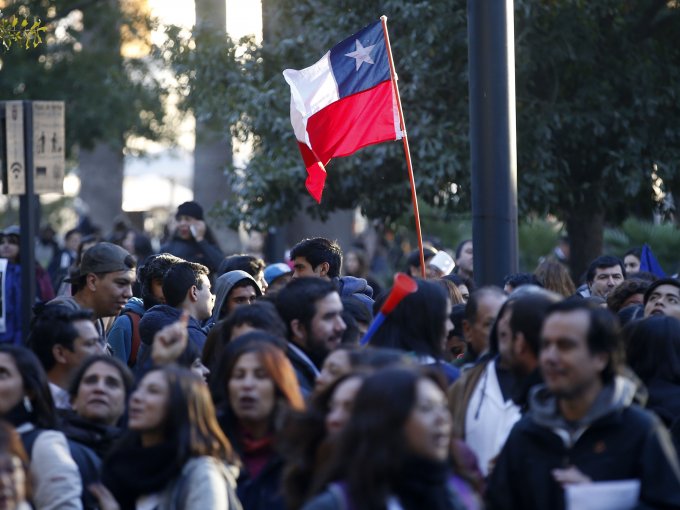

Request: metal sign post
left=19, top=101, right=37, bottom=342
left=1, top=100, right=65, bottom=343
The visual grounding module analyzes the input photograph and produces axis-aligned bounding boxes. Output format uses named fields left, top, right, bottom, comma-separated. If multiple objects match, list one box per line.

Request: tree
left=0, top=0, right=169, bottom=231
left=514, top=0, right=680, bottom=279
left=192, top=0, right=240, bottom=252
left=165, top=0, right=470, bottom=231
left=166, top=0, right=680, bottom=279
left=0, top=12, right=46, bottom=50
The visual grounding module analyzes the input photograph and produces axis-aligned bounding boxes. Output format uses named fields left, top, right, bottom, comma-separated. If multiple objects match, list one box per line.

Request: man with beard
left=503, top=290, right=560, bottom=412
left=275, top=277, right=346, bottom=394
left=107, top=253, right=183, bottom=367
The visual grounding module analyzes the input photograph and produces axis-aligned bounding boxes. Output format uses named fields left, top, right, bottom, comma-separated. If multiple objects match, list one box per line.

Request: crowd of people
left=1, top=200, right=680, bottom=510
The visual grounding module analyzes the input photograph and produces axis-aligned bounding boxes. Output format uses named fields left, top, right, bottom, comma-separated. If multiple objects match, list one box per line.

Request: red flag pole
left=380, top=15, right=426, bottom=278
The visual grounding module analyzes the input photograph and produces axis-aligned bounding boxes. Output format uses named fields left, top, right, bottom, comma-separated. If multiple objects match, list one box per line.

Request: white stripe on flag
left=283, top=51, right=339, bottom=144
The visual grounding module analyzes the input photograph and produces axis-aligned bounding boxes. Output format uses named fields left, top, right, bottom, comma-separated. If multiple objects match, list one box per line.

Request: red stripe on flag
left=297, top=141, right=328, bottom=203
left=306, top=80, right=398, bottom=164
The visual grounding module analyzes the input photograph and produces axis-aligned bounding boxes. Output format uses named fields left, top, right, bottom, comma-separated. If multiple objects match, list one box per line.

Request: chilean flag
left=283, top=20, right=403, bottom=202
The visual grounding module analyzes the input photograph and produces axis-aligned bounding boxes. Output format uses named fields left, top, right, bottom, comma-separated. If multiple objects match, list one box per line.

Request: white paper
left=566, top=479, right=640, bottom=510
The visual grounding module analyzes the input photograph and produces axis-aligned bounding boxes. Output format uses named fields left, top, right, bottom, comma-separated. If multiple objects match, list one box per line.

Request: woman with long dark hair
left=283, top=372, right=369, bottom=509
left=215, top=332, right=304, bottom=510
left=302, top=368, right=467, bottom=510
left=369, top=279, right=458, bottom=382
left=0, top=345, right=82, bottom=509
left=101, top=366, right=240, bottom=509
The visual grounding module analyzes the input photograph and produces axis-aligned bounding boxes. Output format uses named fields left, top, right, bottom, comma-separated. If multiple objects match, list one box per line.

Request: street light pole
left=468, top=0, right=519, bottom=286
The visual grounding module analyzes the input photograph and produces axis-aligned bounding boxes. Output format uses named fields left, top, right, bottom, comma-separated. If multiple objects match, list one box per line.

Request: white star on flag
left=345, top=40, right=376, bottom=71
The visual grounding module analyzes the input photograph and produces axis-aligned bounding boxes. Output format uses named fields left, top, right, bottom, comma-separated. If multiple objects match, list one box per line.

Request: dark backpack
left=123, top=310, right=142, bottom=367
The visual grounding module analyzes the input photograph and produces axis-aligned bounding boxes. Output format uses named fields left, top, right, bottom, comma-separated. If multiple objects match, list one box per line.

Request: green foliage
left=518, top=218, right=562, bottom=271
left=515, top=0, right=680, bottom=222
left=0, top=13, right=46, bottom=50
left=408, top=205, right=471, bottom=251
left=164, top=0, right=680, bottom=244
left=0, top=0, right=170, bottom=156
left=604, top=218, right=680, bottom=274
left=165, top=0, right=470, bottom=230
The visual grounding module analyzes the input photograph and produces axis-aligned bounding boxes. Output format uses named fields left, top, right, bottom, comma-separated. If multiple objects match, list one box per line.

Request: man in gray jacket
left=210, top=270, right=262, bottom=324
left=487, top=300, right=680, bottom=509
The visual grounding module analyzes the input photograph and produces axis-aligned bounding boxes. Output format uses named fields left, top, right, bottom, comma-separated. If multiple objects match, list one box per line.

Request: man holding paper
left=486, top=300, right=680, bottom=509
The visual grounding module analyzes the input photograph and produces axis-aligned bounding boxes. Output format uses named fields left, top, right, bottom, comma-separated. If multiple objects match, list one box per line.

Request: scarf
left=60, top=411, right=122, bottom=459
left=240, top=429, right=275, bottom=479
left=101, top=435, right=183, bottom=510
left=393, top=455, right=463, bottom=510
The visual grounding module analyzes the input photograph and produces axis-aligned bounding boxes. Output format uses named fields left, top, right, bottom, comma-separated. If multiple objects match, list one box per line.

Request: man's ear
left=317, top=261, right=330, bottom=277
left=86, top=273, right=98, bottom=292
left=187, top=285, right=198, bottom=303
left=290, top=319, right=307, bottom=343
left=52, top=344, right=68, bottom=364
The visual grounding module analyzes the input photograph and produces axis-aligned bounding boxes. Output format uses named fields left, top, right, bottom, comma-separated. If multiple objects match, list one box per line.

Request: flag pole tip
left=380, top=15, right=388, bottom=22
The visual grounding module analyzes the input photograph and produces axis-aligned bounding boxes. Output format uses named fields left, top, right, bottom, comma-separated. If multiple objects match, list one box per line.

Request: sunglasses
left=0, top=235, right=20, bottom=245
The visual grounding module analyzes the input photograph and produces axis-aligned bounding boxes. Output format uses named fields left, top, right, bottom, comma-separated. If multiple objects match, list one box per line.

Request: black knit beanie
left=175, top=201, right=203, bottom=220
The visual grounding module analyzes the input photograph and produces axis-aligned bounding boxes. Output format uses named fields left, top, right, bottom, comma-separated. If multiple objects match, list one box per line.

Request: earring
left=23, top=396, right=33, bottom=413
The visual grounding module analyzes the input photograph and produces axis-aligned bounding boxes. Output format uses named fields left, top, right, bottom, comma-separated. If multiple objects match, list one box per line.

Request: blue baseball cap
left=264, top=262, right=293, bottom=285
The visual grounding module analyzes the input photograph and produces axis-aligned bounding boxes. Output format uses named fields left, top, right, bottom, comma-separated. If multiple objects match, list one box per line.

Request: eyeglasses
left=0, top=236, right=19, bottom=245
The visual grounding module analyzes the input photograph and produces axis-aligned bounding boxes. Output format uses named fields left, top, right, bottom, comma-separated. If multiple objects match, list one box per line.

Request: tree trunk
left=193, top=0, right=240, bottom=254
left=566, top=209, right=605, bottom=285
left=78, top=141, right=124, bottom=234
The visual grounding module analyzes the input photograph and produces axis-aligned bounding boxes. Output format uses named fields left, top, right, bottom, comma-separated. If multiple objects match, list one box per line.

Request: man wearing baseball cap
left=46, top=242, right=137, bottom=342
left=263, top=262, right=293, bottom=295
left=161, top=200, right=224, bottom=275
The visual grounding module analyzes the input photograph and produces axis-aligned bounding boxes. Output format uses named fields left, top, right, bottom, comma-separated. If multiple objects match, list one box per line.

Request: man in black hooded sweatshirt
left=161, top=201, right=223, bottom=276
left=487, top=300, right=680, bottom=509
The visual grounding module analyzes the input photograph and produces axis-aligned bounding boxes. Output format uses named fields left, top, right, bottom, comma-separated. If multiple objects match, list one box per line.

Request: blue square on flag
left=329, top=21, right=390, bottom=99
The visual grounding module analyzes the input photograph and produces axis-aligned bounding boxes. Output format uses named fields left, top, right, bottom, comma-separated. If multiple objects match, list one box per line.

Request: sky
left=115, top=0, right=263, bottom=211
left=148, top=0, right=262, bottom=40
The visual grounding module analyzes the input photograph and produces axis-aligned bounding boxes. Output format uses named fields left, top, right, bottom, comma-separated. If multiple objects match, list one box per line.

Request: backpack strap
left=124, top=310, right=142, bottom=367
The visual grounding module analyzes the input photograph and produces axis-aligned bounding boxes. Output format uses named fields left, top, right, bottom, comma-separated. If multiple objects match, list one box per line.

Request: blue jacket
left=136, top=304, right=207, bottom=372
left=1, top=261, right=55, bottom=345
left=333, top=275, right=374, bottom=315
left=107, top=297, right=145, bottom=365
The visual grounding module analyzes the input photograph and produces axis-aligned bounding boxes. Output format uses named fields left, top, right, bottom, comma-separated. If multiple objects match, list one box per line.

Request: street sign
left=3, top=101, right=26, bottom=195
left=32, top=100, right=65, bottom=194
